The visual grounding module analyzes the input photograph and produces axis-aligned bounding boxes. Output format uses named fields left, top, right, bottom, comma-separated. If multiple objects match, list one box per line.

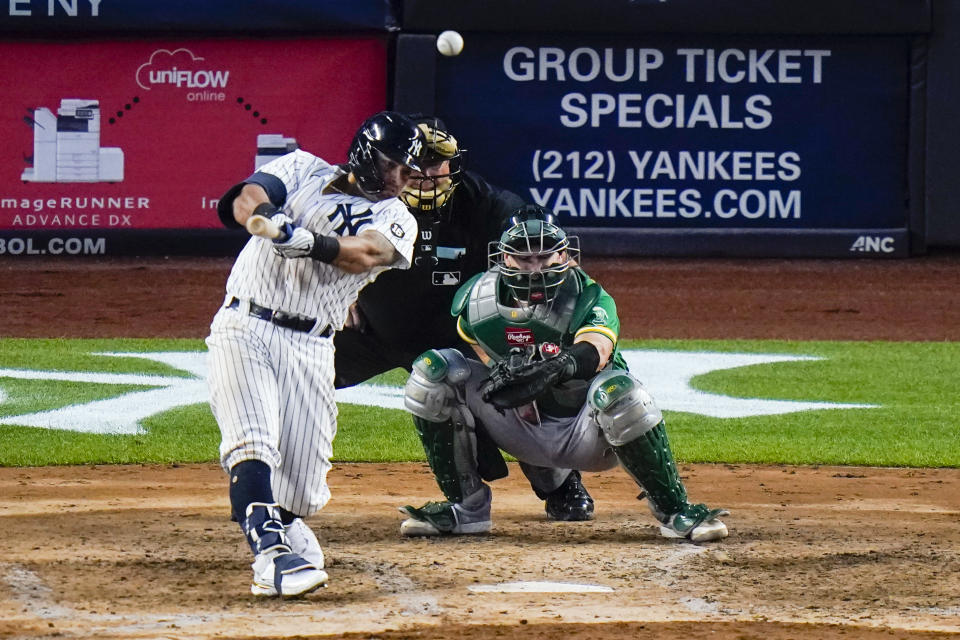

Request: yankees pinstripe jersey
left=225, top=150, right=417, bottom=327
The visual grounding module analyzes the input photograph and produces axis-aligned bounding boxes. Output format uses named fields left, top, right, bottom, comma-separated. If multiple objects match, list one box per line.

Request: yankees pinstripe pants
left=206, top=304, right=337, bottom=517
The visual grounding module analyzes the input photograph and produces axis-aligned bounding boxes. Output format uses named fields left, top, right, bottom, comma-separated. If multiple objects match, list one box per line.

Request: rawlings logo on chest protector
left=505, top=327, right=535, bottom=346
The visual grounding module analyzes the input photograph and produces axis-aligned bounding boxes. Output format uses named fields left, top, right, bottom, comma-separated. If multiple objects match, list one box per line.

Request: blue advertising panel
left=0, top=0, right=394, bottom=34
left=433, top=34, right=911, bottom=257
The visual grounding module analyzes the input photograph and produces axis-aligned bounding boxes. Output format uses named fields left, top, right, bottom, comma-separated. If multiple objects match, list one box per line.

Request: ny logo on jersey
left=327, top=203, right=373, bottom=236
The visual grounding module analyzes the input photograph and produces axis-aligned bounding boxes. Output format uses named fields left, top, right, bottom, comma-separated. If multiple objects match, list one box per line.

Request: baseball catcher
left=397, top=205, right=729, bottom=542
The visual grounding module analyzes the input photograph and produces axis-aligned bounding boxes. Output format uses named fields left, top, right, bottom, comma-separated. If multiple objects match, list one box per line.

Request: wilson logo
left=850, top=236, right=895, bottom=253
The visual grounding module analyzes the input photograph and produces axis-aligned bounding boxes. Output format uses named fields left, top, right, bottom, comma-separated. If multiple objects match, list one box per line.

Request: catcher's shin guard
left=413, top=415, right=469, bottom=503
left=589, top=370, right=664, bottom=447
left=615, top=425, right=729, bottom=541
left=611, top=421, right=689, bottom=519
left=589, top=371, right=728, bottom=540
left=589, top=371, right=682, bottom=513
left=405, top=349, right=484, bottom=503
left=404, top=348, right=471, bottom=423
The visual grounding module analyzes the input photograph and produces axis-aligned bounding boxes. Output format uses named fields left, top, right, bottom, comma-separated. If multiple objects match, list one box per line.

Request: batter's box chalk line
left=468, top=581, right=614, bottom=593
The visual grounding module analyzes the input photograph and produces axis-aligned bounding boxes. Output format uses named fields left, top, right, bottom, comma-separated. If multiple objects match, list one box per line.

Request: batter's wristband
left=252, top=202, right=279, bottom=218
left=309, top=233, right=340, bottom=263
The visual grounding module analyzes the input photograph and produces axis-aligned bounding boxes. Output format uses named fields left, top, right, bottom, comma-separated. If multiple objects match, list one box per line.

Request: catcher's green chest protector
left=459, top=269, right=601, bottom=416
left=466, top=270, right=594, bottom=359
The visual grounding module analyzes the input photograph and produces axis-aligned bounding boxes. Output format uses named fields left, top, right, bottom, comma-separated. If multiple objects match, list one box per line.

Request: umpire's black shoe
left=544, top=471, right=595, bottom=521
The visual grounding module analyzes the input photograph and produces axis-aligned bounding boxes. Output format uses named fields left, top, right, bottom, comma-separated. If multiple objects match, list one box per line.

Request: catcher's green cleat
left=398, top=488, right=492, bottom=536
left=658, top=503, right=729, bottom=542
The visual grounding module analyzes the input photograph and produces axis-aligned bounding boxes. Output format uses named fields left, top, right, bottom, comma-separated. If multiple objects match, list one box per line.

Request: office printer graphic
left=254, top=134, right=298, bottom=170
left=22, top=99, right=124, bottom=183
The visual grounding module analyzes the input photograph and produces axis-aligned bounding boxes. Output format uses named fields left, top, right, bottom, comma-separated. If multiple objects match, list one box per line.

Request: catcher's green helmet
left=490, top=205, right=579, bottom=305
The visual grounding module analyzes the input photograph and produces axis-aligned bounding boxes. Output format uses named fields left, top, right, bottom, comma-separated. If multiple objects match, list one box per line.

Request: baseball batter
left=398, top=205, right=729, bottom=542
left=334, top=116, right=596, bottom=522
left=206, top=111, right=426, bottom=597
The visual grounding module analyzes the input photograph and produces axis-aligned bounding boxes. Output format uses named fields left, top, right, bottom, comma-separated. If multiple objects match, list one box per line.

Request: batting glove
left=270, top=213, right=315, bottom=259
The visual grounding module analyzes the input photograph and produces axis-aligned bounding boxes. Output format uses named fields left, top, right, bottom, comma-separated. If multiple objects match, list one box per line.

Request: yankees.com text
left=0, top=237, right=105, bottom=255
left=530, top=187, right=801, bottom=220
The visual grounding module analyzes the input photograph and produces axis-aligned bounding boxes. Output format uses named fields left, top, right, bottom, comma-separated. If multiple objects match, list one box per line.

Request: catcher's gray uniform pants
left=462, top=361, right=620, bottom=473
left=206, top=304, right=338, bottom=517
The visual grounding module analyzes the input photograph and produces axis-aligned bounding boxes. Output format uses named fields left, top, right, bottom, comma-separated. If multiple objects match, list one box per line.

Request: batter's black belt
left=226, top=297, right=333, bottom=337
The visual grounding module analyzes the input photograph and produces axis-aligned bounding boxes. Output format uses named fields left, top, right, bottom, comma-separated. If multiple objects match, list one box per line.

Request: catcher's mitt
left=479, top=353, right=576, bottom=409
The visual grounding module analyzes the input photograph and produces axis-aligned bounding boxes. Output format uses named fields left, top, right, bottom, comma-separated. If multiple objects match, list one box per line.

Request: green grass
left=0, top=338, right=957, bottom=468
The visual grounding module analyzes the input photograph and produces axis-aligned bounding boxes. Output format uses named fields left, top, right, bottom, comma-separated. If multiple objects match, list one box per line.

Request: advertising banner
left=402, top=0, right=930, bottom=35
left=0, top=38, right=387, bottom=256
left=433, top=34, right=911, bottom=257
left=0, top=1, right=394, bottom=34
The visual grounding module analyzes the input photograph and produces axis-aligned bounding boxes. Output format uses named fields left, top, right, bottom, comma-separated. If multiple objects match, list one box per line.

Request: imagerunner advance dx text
left=3, top=195, right=149, bottom=227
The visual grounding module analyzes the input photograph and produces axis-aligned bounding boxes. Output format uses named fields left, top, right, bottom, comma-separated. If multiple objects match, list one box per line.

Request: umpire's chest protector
left=461, top=269, right=599, bottom=363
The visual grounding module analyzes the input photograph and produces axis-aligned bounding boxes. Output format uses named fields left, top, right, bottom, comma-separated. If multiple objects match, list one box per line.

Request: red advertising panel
left=0, top=38, right=386, bottom=245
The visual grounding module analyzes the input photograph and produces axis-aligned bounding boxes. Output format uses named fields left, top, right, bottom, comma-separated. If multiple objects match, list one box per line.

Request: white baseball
left=436, top=30, right=464, bottom=57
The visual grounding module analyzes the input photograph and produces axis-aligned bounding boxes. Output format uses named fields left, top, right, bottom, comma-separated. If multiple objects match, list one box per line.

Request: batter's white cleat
left=286, top=518, right=325, bottom=568
left=250, top=549, right=328, bottom=598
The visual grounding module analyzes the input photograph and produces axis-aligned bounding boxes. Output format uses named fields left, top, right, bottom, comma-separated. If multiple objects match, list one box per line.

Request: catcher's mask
left=400, top=118, right=464, bottom=212
left=347, top=111, right=427, bottom=198
left=490, top=205, right=579, bottom=306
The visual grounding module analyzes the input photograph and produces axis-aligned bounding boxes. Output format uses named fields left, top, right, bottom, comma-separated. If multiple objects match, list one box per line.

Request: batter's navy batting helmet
left=348, top=111, right=427, bottom=197
left=400, top=116, right=464, bottom=212
left=491, top=205, right=580, bottom=305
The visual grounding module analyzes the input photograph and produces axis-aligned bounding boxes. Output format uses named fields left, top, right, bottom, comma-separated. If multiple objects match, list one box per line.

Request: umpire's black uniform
left=333, top=171, right=523, bottom=387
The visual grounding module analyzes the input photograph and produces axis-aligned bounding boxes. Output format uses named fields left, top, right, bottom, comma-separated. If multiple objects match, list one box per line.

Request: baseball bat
left=245, top=214, right=287, bottom=240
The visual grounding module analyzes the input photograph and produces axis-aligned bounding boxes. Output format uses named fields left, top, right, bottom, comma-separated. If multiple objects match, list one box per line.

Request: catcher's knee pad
left=404, top=348, right=472, bottom=422
left=588, top=370, right=663, bottom=446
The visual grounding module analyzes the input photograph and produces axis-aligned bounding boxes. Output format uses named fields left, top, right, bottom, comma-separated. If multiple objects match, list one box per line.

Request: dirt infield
left=0, top=254, right=958, bottom=640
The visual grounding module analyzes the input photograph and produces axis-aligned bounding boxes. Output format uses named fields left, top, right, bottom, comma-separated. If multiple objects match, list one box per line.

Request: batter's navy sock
left=229, top=459, right=275, bottom=522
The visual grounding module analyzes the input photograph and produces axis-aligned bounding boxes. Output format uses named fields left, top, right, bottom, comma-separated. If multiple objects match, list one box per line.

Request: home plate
left=468, top=581, right=613, bottom=593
